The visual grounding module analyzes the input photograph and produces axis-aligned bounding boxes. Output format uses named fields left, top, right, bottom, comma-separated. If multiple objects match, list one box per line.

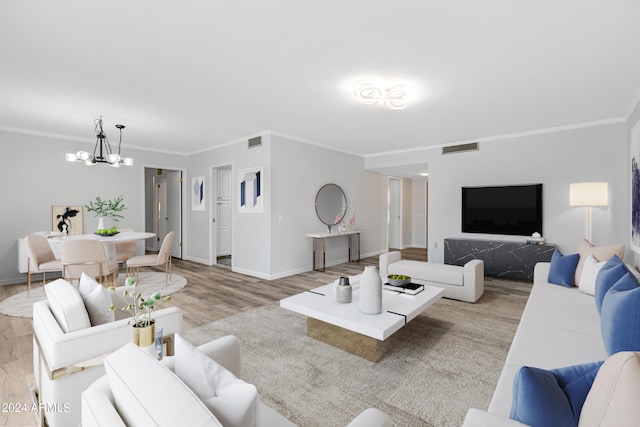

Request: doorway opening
left=387, top=177, right=402, bottom=250
left=144, top=167, right=183, bottom=259
left=212, top=165, right=232, bottom=268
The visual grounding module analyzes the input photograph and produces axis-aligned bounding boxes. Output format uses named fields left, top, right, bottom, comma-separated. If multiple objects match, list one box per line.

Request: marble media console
left=444, top=238, right=555, bottom=281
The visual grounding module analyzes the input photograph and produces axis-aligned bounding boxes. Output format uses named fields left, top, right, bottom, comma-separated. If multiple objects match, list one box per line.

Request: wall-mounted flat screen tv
left=462, top=184, right=543, bottom=236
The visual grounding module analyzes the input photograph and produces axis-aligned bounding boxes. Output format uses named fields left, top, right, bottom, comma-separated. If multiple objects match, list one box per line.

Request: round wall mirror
left=315, top=184, right=347, bottom=232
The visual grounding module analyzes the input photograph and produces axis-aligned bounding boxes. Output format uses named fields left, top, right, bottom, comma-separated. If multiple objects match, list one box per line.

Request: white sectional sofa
left=463, top=259, right=634, bottom=426
left=379, top=251, right=484, bottom=303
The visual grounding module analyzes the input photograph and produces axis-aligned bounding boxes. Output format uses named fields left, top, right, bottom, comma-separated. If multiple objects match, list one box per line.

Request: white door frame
left=142, top=165, right=186, bottom=257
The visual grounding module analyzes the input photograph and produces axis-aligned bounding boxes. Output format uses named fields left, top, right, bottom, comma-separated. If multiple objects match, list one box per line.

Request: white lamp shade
left=570, top=182, right=608, bottom=207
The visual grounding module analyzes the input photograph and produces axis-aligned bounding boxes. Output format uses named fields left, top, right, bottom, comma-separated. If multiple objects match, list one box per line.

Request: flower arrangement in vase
left=349, top=211, right=357, bottom=230
left=85, top=195, right=126, bottom=232
left=108, top=277, right=171, bottom=346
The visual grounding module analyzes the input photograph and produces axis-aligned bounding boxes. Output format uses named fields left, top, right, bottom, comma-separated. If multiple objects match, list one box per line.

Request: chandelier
left=65, top=116, right=133, bottom=167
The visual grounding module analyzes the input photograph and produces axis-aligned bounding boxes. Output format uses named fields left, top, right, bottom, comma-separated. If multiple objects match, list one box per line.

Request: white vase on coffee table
left=359, top=266, right=382, bottom=314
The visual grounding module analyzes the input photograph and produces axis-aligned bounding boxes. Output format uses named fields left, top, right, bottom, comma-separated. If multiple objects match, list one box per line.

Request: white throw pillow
left=575, top=240, right=625, bottom=286
left=44, top=279, right=91, bottom=333
left=78, top=272, right=115, bottom=325
left=174, top=334, right=258, bottom=427
left=105, top=342, right=223, bottom=427
left=578, top=255, right=606, bottom=296
left=579, top=352, right=640, bottom=427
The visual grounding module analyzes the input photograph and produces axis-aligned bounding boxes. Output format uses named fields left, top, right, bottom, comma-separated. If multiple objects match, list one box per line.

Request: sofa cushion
left=78, top=272, right=115, bottom=326
left=548, top=250, right=580, bottom=287
left=388, top=260, right=464, bottom=286
left=174, top=334, right=257, bottom=427
left=575, top=240, right=625, bottom=286
left=594, top=255, right=628, bottom=314
left=600, top=273, right=640, bottom=356
left=579, top=352, right=640, bottom=427
left=510, top=361, right=603, bottom=427
left=44, top=278, right=91, bottom=333
left=578, top=255, right=605, bottom=296
left=104, top=342, right=223, bottom=427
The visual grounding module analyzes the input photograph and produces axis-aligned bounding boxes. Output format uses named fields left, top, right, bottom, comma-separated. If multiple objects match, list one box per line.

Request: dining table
left=47, top=231, right=156, bottom=263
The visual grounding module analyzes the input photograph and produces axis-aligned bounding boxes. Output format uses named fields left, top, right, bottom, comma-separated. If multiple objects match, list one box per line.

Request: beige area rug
left=0, top=272, right=187, bottom=318
left=184, top=294, right=526, bottom=427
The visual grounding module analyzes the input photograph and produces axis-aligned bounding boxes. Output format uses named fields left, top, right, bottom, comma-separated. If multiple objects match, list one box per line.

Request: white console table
left=305, top=230, right=361, bottom=272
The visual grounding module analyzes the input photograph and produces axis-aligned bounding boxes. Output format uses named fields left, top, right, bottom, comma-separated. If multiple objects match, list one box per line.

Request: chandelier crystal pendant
left=65, top=116, right=133, bottom=167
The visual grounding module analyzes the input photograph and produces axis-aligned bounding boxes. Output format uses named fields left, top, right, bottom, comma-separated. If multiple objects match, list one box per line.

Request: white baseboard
left=0, top=275, right=28, bottom=286
left=183, top=255, right=212, bottom=265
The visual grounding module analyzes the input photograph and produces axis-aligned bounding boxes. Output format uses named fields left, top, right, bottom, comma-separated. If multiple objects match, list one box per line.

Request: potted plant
left=85, top=195, right=126, bottom=232
left=108, top=277, right=171, bottom=346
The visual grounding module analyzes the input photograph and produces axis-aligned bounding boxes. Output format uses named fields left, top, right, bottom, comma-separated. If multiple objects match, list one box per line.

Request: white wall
left=186, top=132, right=390, bottom=280
left=185, top=133, right=272, bottom=278
left=411, top=179, right=427, bottom=248
left=270, top=134, right=388, bottom=278
left=367, top=122, right=629, bottom=264
left=401, top=178, right=413, bottom=248
left=0, top=130, right=187, bottom=285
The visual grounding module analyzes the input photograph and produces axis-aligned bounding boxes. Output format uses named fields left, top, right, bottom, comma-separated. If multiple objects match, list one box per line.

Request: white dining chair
left=126, top=231, right=175, bottom=286
left=24, top=234, right=62, bottom=297
left=114, top=228, right=137, bottom=265
left=61, top=239, right=118, bottom=285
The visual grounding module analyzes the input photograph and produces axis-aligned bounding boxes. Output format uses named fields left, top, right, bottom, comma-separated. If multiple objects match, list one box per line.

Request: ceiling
left=1, top=1, right=640, bottom=167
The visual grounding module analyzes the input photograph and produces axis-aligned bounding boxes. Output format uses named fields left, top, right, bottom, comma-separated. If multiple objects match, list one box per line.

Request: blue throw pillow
left=548, top=250, right=580, bottom=287
left=594, top=255, right=628, bottom=313
left=510, top=362, right=603, bottom=427
left=600, top=272, right=640, bottom=356
left=551, top=361, right=603, bottom=419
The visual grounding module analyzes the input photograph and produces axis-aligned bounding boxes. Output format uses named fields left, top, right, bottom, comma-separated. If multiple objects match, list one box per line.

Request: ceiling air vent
left=442, top=142, right=479, bottom=155
left=248, top=136, right=262, bottom=149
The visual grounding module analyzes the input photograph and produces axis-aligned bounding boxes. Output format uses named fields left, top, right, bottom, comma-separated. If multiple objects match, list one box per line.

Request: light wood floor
left=0, top=248, right=531, bottom=426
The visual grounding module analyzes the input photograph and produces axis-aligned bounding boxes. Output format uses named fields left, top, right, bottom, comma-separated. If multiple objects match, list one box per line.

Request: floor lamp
left=569, top=182, right=608, bottom=243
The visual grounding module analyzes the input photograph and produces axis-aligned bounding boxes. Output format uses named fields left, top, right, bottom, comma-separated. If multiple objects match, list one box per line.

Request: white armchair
left=33, top=278, right=182, bottom=427
left=81, top=335, right=394, bottom=427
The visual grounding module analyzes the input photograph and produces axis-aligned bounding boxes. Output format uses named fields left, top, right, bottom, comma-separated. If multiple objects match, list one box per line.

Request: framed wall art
left=52, top=206, right=83, bottom=234
left=238, top=166, right=263, bottom=213
left=192, top=176, right=205, bottom=211
left=631, top=121, right=640, bottom=253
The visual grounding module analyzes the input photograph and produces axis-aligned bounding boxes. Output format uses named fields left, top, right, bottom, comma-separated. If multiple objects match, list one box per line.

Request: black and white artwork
left=52, top=206, right=83, bottom=235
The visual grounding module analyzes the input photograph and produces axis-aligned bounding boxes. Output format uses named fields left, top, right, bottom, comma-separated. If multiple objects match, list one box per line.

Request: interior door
left=216, top=167, right=232, bottom=256
left=156, top=177, right=168, bottom=251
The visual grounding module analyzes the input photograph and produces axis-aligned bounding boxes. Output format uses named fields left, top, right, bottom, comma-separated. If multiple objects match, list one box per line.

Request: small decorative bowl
left=387, top=274, right=411, bottom=286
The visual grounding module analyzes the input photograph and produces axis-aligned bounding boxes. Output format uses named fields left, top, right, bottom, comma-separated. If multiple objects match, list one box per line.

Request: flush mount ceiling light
left=65, top=116, right=133, bottom=167
left=353, top=81, right=408, bottom=110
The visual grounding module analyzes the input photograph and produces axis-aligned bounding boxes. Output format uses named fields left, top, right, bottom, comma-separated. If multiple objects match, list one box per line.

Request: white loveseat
left=33, top=277, right=183, bottom=427
left=379, top=251, right=484, bottom=303
left=81, top=335, right=394, bottom=427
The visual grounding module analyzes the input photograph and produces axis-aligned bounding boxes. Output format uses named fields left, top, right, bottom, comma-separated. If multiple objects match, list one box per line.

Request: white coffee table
left=280, top=275, right=444, bottom=361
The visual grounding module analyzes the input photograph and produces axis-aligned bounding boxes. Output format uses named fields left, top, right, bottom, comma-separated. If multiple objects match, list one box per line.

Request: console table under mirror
left=307, top=184, right=360, bottom=272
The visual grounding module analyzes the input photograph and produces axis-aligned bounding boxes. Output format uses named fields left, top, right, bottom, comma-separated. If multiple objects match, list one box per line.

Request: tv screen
left=462, top=184, right=542, bottom=236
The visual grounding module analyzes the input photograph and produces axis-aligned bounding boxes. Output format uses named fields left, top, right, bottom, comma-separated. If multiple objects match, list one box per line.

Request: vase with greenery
left=108, top=277, right=171, bottom=346
left=85, top=195, right=126, bottom=231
